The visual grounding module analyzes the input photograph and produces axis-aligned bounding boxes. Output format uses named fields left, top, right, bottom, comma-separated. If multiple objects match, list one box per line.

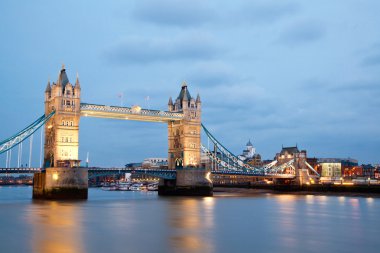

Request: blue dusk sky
left=0, top=0, right=379, bottom=167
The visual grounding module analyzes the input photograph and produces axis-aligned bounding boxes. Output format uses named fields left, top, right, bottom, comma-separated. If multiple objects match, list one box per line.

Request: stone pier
left=33, top=167, right=88, bottom=199
left=158, top=167, right=213, bottom=196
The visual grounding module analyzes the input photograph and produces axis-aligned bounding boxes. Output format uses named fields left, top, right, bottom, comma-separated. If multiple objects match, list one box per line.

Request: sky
left=0, top=0, right=379, bottom=167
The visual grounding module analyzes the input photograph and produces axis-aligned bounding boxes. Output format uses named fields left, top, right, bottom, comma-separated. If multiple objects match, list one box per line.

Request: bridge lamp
left=47, top=125, right=53, bottom=129
left=52, top=172, right=59, bottom=181
left=205, top=172, right=212, bottom=183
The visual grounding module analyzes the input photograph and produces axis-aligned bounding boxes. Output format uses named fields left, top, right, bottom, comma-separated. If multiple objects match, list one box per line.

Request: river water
left=0, top=186, right=379, bottom=253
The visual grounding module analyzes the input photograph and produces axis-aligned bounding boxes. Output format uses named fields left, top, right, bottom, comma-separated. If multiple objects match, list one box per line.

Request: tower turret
left=196, top=93, right=201, bottom=104
left=168, top=97, right=173, bottom=111
left=45, top=80, right=51, bottom=101
left=74, top=73, right=81, bottom=98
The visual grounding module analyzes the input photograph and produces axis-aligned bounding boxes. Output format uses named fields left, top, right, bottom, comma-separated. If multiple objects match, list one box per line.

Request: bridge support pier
left=158, top=167, right=213, bottom=196
left=33, top=167, right=88, bottom=199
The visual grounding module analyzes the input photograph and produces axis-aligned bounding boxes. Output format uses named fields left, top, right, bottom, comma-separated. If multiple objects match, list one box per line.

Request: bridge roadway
left=0, top=167, right=295, bottom=179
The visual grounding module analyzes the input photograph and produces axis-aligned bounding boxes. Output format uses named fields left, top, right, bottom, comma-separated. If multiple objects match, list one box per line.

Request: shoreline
left=213, top=186, right=380, bottom=198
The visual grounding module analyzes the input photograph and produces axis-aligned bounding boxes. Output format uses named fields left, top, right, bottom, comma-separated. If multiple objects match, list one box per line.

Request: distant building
left=238, top=140, right=262, bottom=167
left=125, top=158, right=168, bottom=170
left=125, top=162, right=142, bottom=169
left=239, top=140, right=255, bottom=160
left=247, top=154, right=263, bottom=167
left=142, top=158, right=168, bottom=169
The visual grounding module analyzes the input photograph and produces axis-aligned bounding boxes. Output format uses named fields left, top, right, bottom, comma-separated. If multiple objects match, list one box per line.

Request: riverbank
left=214, top=185, right=380, bottom=198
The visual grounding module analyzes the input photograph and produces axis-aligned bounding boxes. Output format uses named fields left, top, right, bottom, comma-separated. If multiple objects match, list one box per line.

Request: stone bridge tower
left=43, top=66, right=81, bottom=168
left=167, top=82, right=201, bottom=169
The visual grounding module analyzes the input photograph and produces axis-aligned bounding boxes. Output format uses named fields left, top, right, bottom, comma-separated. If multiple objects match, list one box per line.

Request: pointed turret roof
left=196, top=93, right=201, bottom=103
left=75, top=72, right=81, bottom=89
left=45, top=80, right=51, bottom=92
left=177, top=81, right=192, bottom=103
left=247, top=139, right=253, bottom=146
left=168, top=96, right=173, bottom=105
left=57, top=64, right=69, bottom=87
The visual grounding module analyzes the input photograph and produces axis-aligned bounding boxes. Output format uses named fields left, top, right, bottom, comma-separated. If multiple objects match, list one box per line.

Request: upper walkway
left=80, top=103, right=183, bottom=122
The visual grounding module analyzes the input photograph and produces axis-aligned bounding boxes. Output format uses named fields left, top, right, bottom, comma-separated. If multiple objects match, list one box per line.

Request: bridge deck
left=80, top=103, right=183, bottom=122
left=1, top=167, right=296, bottom=179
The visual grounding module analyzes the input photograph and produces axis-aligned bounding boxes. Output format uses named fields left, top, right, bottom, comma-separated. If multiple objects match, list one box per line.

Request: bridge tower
left=162, top=82, right=212, bottom=196
left=33, top=66, right=87, bottom=199
left=44, top=65, right=81, bottom=168
left=167, top=82, right=201, bottom=169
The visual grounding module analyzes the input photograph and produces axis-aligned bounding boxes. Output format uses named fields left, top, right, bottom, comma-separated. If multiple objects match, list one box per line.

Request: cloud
left=186, top=61, right=238, bottom=87
left=357, top=42, right=380, bottom=67
left=277, top=21, right=325, bottom=45
left=133, top=0, right=213, bottom=27
left=239, top=1, right=300, bottom=25
left=104, top=33, right=222, bottom=64
left=362, top=54, right=380, bottom=67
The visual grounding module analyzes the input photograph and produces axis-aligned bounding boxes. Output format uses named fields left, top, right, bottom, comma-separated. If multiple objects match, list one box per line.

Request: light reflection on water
left=27, top=201, right=85, bottom=253
left=0, top=187, right=380, bottom=253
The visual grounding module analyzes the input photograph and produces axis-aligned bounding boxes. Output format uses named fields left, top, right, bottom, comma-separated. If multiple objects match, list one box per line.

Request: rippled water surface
left=0, top=186, right=379, bottom=253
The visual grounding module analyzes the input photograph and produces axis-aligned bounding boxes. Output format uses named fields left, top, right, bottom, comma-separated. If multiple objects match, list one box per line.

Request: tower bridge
left=0, top=66, right=318, bottom=199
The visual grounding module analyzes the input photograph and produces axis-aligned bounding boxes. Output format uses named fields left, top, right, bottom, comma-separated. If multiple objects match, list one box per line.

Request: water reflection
left=26, top=201, right=85, bottom=253
left=168, top=197, right=215, bottom=253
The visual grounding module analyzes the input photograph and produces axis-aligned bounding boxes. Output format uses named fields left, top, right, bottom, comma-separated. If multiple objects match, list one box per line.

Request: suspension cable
left=29, top=134, right=33, bottom=168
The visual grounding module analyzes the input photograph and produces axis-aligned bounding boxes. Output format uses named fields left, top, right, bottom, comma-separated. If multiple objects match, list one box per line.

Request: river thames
left=0, top=186, right=379, bottom=253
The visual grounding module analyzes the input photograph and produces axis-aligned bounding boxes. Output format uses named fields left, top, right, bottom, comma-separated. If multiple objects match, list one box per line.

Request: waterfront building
left=374, top=168, right=380, bottom=179
left=362, top=164, right=375, bottom=178
left=318, top=158, right=358, bottom=178
left=275, top=146, right=301, bottom=163
left=319, top=162, right=341, bottom=178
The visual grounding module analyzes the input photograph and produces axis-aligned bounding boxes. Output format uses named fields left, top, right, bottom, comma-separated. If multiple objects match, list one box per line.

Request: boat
left=117, top=182, right=131, bottom=191
left=129, top=183, right=143, bottom=191
left=101, top=186, right=118, bottom=191
left=147, top=183, right=158, bottom=191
